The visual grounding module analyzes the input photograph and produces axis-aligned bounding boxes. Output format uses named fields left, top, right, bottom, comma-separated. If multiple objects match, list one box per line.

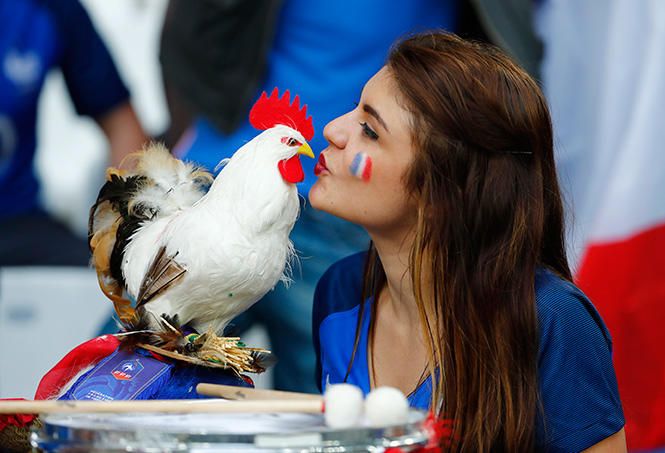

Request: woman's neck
left=367, top=227, right=429, bottom=394
left=369, top=228, right=420, bottom=325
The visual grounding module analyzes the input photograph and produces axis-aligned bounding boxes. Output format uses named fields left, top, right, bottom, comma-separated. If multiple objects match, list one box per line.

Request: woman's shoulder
left=314, top=252, right=366, bottom=317
left=534, top=267, right=613, bottom=350
left=320, top=252, right=366, bottom=282
left=313, top=253, right=368, bottom=392
left=534, top=267, right=624, bottom=449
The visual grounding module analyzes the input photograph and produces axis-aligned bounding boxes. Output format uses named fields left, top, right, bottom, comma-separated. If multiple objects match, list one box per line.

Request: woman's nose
left=323, top=112, right=351, bottom=150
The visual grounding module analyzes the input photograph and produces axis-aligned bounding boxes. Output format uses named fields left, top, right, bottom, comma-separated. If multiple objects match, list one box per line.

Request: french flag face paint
left=349, top=152, right=372, bottom=182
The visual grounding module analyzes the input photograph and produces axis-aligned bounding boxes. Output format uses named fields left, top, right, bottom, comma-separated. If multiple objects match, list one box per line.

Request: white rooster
left=88, top=89, right=314, bottom=363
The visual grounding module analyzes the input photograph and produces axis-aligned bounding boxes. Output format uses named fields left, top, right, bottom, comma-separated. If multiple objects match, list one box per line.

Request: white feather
left=122, top=126, right=307, bottom=334
left=128, top=143, right=212, bottom=218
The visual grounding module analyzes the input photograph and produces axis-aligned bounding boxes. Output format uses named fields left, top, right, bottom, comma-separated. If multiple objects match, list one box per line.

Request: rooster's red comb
left=249, top=88, right=314, bottom=141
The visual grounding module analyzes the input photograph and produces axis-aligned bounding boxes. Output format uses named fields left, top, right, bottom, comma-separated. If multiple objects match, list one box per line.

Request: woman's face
left=309, top=68, right=418, bottom=235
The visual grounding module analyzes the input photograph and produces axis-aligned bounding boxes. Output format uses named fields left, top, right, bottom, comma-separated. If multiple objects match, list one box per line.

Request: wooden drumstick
left=196, top=383, right=322, bottom=401
left=195, top=384, right=369, bottom=429
left=0, top=399, right=323, bottom=414
left=0, top=385, right=392, bottom=430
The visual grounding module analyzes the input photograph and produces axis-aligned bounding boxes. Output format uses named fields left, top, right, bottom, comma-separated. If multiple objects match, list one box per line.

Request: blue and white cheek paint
left=349, top=152, right=373, bottom=182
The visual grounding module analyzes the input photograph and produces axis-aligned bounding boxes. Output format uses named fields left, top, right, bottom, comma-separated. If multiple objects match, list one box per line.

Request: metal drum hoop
left=32, top=409, right=431, bottom=452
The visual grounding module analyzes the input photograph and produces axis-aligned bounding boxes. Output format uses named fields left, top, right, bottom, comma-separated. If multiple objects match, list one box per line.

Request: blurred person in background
left=158, top=0, right=542, bottom=393
left=0, top=0, right=146, bottom=266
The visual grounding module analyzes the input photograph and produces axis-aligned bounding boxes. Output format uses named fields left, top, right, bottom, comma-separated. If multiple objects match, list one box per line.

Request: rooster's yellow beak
left=297, top=143, right=315, bottom=159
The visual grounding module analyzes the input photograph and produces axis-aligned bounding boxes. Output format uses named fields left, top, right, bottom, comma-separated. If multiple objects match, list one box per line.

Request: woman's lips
left=314, top=153, right=329, bottom=176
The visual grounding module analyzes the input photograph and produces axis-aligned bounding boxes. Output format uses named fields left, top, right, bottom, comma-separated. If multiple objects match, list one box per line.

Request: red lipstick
left=314, top=153, right=329, bottom=176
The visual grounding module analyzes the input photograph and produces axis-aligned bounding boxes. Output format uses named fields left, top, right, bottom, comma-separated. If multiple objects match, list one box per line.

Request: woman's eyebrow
left=362, top=103, right=390, bottom=133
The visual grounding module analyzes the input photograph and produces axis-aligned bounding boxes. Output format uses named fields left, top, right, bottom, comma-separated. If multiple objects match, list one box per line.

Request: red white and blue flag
left=349, top=152, right=372, bottom=181
left=539, top=1, right=665, bottom=449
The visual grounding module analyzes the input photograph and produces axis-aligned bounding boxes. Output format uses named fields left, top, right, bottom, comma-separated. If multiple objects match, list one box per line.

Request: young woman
left=309, top=32, right=626, bottom=451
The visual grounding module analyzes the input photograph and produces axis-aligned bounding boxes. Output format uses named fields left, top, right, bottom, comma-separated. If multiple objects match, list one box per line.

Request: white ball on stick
left=365, top=386, right=409, bottom=427
left=323, top=383, right=364, bottom=428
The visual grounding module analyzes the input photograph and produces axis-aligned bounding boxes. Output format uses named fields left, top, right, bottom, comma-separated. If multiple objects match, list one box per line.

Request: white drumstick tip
left=365, top=386, right=409, bottom=427
left=323, top=383, right=364, bottom=429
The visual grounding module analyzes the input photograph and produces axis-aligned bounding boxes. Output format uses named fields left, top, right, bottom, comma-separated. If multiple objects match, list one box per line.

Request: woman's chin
left=308, top=182, right=340, bottom=218
left=308, top=183, right=326, bottom=211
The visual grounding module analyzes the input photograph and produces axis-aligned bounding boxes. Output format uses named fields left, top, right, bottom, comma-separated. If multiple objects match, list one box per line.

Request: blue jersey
left=313, top=252, right=625, bottom=451
left=0, top=0, right=129, bottom=219
left=181, top=0, right=457, bottom=195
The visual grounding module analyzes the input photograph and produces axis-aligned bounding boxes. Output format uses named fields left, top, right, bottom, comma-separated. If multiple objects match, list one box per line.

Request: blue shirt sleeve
left=535, top=271, right=625, bottom=451
left=46, top=0, right=130, bottom=118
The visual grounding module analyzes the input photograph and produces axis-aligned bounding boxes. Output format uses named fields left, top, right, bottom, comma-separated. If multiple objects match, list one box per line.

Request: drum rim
left=32, top=409, right=431, bottom=451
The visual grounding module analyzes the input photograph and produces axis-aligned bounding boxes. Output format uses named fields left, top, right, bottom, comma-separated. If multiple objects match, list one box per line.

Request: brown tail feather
left=135, top=246, right=187, bottom=308
left=96, top=273, right=137, bottom=324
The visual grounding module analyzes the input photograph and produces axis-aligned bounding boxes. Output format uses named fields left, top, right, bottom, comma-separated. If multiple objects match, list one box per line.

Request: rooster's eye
left=281, top=137, right=301, bottom=147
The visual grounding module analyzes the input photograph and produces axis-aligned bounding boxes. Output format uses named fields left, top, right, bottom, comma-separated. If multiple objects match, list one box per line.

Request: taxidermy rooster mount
left=88, top=88, right=315, bottom=374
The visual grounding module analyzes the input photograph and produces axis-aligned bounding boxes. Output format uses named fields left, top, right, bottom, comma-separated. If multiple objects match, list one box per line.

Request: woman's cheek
left=347, top=151, right=373, bottom=182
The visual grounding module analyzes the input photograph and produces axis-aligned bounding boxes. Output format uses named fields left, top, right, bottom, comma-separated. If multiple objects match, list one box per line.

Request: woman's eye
left=360, top=122, right=379, bottom=140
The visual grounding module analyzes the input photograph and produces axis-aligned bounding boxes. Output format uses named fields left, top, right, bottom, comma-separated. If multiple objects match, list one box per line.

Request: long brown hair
left=356, top=32, right=571, bottom=451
